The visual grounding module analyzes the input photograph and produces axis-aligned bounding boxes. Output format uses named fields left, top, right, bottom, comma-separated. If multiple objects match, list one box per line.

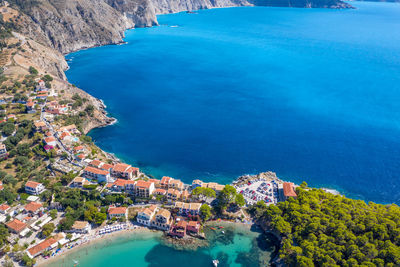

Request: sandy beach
left=36, top=225, right=156, bottom=267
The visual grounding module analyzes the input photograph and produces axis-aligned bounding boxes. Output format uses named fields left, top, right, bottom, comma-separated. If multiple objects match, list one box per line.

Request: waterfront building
left=192, top=179, right=203, bottom=189
left=111, top=163, right=138, bottom=180
left=160, top=176, right=172, bottom=189
left=282, top=182, right=297, bottom=200
left=137, top=205, right=157, bottom=226
left=170, top=220, right=187, bottom=238
left=151, top=208, right=171, bottom=231
left=25, top=181, right=45, bottom=195
left=204, top=182, right=225, bottom=192
left=107, top=206, right=127, bottom=219
left=148, top=179, right=161, bottom=188
left=27, top=238, right=57, bottom=258
left=135, top=180, right=155, bottom=198
left=187, top=221, right=200, bottom=234
left=83, top=166, right=111, bottom=183
left=70, top=221, right=91, bottom=234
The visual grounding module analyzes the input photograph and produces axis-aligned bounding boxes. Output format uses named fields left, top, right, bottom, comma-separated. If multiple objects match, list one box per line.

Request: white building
left=25, top=181, right=45, bottom=195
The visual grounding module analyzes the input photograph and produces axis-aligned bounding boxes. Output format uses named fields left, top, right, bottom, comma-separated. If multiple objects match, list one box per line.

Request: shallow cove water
left=46, top=224, right=275, bottom=267
left=66, top=2, right=400, bottom=204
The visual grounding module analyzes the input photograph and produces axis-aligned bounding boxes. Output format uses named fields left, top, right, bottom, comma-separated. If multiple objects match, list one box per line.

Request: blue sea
left=47, top=224, right=275, bottom=267
left=66, top=2, right=400, bottom=204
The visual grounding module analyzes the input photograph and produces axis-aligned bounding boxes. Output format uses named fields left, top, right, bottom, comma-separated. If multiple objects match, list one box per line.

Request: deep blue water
left=66, top=2, right=400, bottom=204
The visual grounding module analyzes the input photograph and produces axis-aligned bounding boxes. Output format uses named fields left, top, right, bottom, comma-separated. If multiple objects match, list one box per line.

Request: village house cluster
left=0, top=78, right=297, bottom=264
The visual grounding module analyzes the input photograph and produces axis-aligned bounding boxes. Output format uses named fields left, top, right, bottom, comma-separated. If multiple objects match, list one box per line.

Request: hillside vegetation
left=249, top=185, right=400, bottom=266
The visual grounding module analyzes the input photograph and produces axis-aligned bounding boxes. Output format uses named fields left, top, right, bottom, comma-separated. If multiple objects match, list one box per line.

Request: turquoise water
left=66, top=2, right=400, bottom=204
left=47, top=225, right=275, bottom=267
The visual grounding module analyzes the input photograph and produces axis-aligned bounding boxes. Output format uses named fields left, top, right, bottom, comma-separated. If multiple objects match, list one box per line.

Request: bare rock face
left=151, top=0, right=251, bottom=14
left=17, top=0, right=156, bottom=54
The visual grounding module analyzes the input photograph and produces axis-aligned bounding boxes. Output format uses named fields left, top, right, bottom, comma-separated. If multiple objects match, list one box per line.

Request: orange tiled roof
left=24, top=202, right=43, bottom=212
left=25, top=181, right=41, bottom=189
left=28, top=238, right=57, bottom=257
left=84, top=166, right=109, bottom=176
left=0, top=203, right=10, bottom=211
left=188, top=221, right=199, bottom=227
left=112, top=163, right=131, bottom=172
left=100, top=163, right=113, bottom=170
left=108, top=206, right=127, bottom=215
left=283, top=182, right=297, bottom=197
left=90, top=160, right=103, bottom=167
left=136, top=180, right=152, bottom=189
left=6, top=219, right=27, bottom=232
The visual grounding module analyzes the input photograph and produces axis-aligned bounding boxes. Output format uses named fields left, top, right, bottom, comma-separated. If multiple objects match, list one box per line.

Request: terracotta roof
left=28, top=238, right=57, bottom=257
left=84, top=166, right=109, bottom=176
left=177, top=220, right=187, bottom=228
left=112, top=163, right=131, bottom=173
left=192, top=179, right=203, bottom=185
left=74, top=145, right=84, bottom=151
left=175, top=201, right=184, bottom=208
left=6, top=219, right=27, bottom=232
left=154, top=189, right=166, bottom=195
left=108, top=206, right=127, bottom=215
left=77, top=154, right=85, bottom=159
left=114, top=179, right=128, bottom=187
left=100, top=163, right=113, bottom=170
left=24, top=202, right=43, bottom=212
left=189, top=203, right=201, bottom=210
left=0, top=203, right=10, bottom=211
left=44, top=136, right=56, bottom=143
left=140, top=205, right=157, bottom=217
left=148, top=179, right=160, bottom=184
left=25, top=181, right=41, bottom=189
left=90, top=160, right=103, bottom=167
left=34, top=121, right=46, bottom=128
left=156, top=208, right=170, bottom=219
left=59, top=124, right=77, bottom=132
left=127, top=167, right=139, bottom=173
left=188, top=221, right=199, bottom=227
left=72, top=221, right=89, bottom=230
left=283, top=182, right=297, bottom=197
left=161, top=176, right=172, bottom=184
left=136, top=180, right=152, bottom=189
left=60, top=131, right=71, bottom=139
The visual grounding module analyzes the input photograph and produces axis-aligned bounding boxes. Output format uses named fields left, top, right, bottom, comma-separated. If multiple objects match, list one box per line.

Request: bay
left=66, top=2, right=400, bottom=204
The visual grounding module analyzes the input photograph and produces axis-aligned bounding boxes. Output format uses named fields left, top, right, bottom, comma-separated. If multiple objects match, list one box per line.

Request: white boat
left=212, top=259, right=219, bottom=267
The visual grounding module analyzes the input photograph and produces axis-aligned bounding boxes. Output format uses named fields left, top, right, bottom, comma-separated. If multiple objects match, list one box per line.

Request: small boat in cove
left=212, top=259, right=219, bottom=266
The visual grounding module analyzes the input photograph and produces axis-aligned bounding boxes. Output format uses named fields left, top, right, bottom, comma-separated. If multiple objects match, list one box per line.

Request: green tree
left=41, top=223, right=55, bottom=237
left=200, top=204, right=212, bottom=221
